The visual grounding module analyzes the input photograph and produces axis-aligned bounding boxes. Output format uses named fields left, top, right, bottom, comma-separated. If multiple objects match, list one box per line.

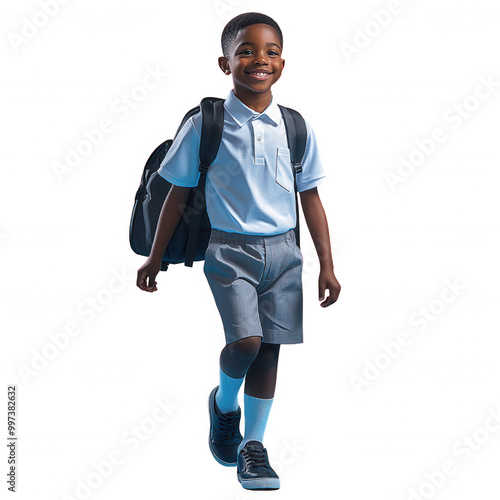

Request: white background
left=2, top=0, right=500, bottom=499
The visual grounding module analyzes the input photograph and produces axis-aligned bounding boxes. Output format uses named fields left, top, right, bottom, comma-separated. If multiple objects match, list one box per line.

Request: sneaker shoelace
left=242, top=447, right=271, bottom=468
left=216, top=412, right=241, bottom=442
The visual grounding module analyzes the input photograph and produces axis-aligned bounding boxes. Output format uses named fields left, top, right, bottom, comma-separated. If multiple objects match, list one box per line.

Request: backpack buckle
left=198, top=161, right=210, bottom=174
left=293, top=162, right=302, bottom=174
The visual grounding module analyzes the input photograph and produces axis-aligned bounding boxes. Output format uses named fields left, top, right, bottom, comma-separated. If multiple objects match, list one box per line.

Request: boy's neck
left=233, top=88, right=272, bottom=114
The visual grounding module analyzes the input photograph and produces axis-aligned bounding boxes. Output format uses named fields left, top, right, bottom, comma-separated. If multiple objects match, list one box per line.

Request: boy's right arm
left=136, top=184, right=192, bottom=292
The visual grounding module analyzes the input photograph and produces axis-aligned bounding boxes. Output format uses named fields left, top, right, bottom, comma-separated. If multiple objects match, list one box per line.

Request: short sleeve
left=296, top=120, right=326, bottom=193
left=157, top=115, right=201, bottom=188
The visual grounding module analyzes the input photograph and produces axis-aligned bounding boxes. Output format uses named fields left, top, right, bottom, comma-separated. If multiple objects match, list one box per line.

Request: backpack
left=129, top=96, right=307, bottom=272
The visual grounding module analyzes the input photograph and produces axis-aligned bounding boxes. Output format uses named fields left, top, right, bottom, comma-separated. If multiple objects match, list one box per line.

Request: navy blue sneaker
left=208, top=386, right=242, bottom=467
left=237, top=440, right=280, bottom=490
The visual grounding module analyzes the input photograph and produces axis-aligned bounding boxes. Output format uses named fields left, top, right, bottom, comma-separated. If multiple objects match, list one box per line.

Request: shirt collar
left=224, top=89, right=282, bottom=127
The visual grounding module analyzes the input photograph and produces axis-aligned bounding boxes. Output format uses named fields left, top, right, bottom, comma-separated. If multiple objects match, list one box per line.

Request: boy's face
left=219, top=23, right=285, bottom=96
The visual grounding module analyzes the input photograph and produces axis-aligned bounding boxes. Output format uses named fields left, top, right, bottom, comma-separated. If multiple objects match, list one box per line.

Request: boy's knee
left=226, top=335, right=262, bottom=364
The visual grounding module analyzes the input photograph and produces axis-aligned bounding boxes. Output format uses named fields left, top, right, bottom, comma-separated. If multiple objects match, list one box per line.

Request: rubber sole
left=237, top=473, right=280, bottom=490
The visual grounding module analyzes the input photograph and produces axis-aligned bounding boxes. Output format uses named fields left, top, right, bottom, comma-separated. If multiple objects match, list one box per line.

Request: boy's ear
left=218, top=56, right=230, bottom=74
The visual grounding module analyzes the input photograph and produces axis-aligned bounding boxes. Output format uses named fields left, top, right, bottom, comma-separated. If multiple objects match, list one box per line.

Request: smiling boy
left=137, top=12, right=341, bottom=490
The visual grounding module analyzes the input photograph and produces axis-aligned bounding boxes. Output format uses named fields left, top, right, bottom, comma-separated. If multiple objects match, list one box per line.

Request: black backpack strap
left=278, top=105, right=308, bottom=248
left=184, top=97, right=225, bottom=267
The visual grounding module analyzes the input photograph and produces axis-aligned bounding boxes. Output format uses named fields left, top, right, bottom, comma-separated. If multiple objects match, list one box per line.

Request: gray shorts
left=203, top=228, right=303, bottom=345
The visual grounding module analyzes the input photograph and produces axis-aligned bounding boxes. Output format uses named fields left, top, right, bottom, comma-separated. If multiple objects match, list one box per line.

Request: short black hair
left=221, top=12, right=283, bottom=59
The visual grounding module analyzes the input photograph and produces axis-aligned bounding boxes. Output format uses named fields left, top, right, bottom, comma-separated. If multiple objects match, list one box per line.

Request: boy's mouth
left=245, top=70, right=274, bottom=81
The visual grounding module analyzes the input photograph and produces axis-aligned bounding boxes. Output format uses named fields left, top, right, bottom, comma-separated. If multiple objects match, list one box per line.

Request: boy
left=137, top=12, right=341, bottom=490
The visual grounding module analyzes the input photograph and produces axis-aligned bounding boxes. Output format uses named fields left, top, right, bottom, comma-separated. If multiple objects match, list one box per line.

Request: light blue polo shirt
left=157, top=89, right=326, bottom=235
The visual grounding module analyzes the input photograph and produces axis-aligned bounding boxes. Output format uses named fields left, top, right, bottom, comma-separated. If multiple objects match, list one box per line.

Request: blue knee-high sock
left=215, top=367, right=244, bottom=414
left=237, top=394, right=274, bottom=454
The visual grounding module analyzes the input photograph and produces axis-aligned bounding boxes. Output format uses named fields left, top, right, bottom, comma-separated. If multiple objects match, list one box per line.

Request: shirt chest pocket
left=275, top=147, right=294, bottom=192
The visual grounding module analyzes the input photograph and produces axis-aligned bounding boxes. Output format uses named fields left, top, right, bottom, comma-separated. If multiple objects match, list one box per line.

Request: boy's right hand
left=136, top=258, right=161, bottom=292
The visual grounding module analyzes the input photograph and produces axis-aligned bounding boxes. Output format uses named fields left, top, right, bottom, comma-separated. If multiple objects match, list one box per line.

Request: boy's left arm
left=299, top=187, right=341, bottom=307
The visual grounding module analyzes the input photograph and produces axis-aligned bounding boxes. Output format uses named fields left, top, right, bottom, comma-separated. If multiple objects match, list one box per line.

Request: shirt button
left=257, top=135, right=262, bottom=141
left=252, top=114, right=259, bottom=120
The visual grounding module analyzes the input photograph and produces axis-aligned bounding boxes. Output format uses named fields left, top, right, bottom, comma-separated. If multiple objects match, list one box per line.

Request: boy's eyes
left=238, top=49, right=279, bottom=56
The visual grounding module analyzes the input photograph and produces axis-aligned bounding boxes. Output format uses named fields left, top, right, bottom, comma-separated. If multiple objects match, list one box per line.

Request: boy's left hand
left=318, top=267, right=341, bottom=307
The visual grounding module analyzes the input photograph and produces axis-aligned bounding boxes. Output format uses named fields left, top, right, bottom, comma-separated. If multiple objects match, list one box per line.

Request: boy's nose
left=254, top=58, right=269, bottom=66
left=254, top=53, right=269, bottom=64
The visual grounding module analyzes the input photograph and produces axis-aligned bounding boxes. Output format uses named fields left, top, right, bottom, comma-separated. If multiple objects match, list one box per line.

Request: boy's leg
left=244, top=342, right=280, bottom=399
left=216, top=335, right=262, bottom=413
left=208, top=335, right=262, bottom=467
left=238, top=342, right=280, bottom=452
left=236, top=342, right=281, bottom=490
